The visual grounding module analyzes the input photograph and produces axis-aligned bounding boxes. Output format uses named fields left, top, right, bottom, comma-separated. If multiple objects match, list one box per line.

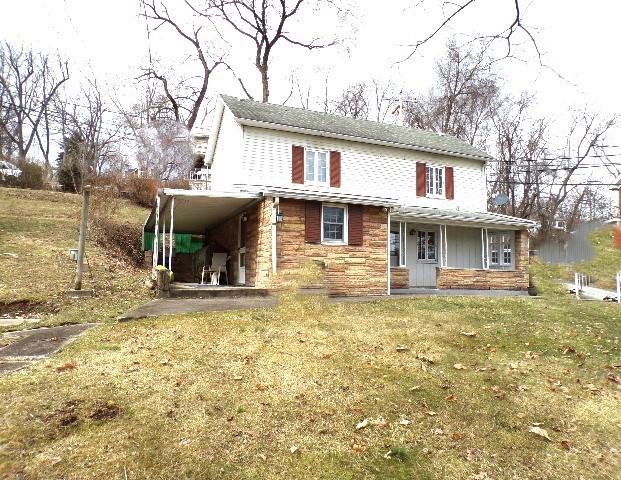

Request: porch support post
left=387, top=209, right=391, bottom=295
left=439, top=223, right=444, bottom=267
left=403, top=221, right=407, bottom=266
left=440, top=225, right=448, bottom=267
left=480, top=228, right=485, bottom=270
left=168, top=196, right=175, bottom=271
left=161, top=214, right=166, bottom=270
left=153, top=194, right=160, bottom=277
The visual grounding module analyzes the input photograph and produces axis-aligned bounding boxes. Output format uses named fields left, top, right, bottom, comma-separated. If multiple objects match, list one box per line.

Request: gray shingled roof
left=221, top=95, right=492, bottom=161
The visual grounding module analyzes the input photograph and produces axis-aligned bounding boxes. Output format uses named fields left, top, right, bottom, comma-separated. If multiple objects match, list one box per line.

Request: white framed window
left=488, top=232, right=513, bottom=268
left=305, top=149, right=329, bottom=185
left=416, top=230, right=437, bottom=262
left=426, top=165, right=445, bottom=197
left=321, top=204, right=347, bottom=244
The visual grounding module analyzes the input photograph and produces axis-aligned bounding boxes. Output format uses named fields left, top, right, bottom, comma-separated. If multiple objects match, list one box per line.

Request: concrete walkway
left=562, top=282, right=618, bottom=301
left=119, top=289, right=531, bottom=321
left=0, top=323, right=97, bottom=375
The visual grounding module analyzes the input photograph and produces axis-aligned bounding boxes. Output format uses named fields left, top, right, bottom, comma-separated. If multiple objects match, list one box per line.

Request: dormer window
left=426, top=165, right=445, bottom=197
left=304, top=149, right=329, bottom=185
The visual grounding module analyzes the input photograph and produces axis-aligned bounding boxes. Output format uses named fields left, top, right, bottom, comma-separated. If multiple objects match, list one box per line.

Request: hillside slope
left=0, top=187, right=151, bottom=331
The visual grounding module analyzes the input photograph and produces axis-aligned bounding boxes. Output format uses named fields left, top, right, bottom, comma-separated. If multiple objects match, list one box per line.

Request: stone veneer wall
left=207, top=198, right=273, bottom=287
left=436, top=229, right=529, bottom=290
left=275, top=199, right=388, bottom=296
left=390, top=267, right=409, bottom=289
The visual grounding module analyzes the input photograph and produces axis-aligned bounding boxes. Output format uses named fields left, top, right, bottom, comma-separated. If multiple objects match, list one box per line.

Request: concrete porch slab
left=391, top=288, right=530, bottom=297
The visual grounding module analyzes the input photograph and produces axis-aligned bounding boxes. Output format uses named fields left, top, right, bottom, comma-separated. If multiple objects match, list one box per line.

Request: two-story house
left=143, top=95, right=535, bottom=296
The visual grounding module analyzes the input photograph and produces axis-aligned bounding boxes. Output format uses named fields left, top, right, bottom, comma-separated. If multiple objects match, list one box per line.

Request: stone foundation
left=390, top=267, right=409, bottom=289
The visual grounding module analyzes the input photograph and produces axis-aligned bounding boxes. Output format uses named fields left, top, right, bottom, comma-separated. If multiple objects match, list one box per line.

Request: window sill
left=321, top=240, right=347, bottom=246
left=426, top=194, right=446, bottom=200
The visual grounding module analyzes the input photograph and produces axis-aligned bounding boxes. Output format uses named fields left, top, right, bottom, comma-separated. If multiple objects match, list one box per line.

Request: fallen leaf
left=233, top=376, right=243, bottom=381
left=560, top=439, right=571, bottom=450
left=396, top=345, right=409, bottom=352
left=452, top=432, right=464, bottom=441
left=460, top=331, right=477, bottom=338
left=55, top=362, right=76, bottom=373
left=433, top=428, right=444, bottom=435
left=425, top=411, right=437, bottom=416
left=370, top=417, right=389, bottom=427
left=351, top=444, right=365, bottom=453
left=445, top=394, right=457, bottom=402
left=355, top=418, right=369, bottom=430
left=289, top=445, right=299, bottom=454
left=416, top=353, right=436, bottom=364
left=409, top=385, right=421, bottom=392
left=528, top=426, right=551, bottom=441
left=398, top=419, right=411, bottom=426
left=453, top=363, right=467, bottom=370
left=607, top=373, right=621, bottom=384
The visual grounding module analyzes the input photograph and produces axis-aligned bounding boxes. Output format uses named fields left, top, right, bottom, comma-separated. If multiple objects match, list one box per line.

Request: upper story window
left=426, top=165, right=445, bottom=197
left=488, top=232, right=513, bottom=268
left=305, top=149, right=329, bottom=185
left=322, top=204, right=347, bottom=243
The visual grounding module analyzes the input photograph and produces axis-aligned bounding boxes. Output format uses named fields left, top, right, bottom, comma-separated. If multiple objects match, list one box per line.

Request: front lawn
left=1, top=293, right=619, bottom=479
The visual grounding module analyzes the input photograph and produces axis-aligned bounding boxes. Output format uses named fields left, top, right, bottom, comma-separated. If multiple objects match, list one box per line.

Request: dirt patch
left=87, top=400, right=122, bottom=421
left=0, top=300, right=57, bottom=318
left=46, top=399, right=82, bottom=428
left=43, top=399, right=121, bottom=434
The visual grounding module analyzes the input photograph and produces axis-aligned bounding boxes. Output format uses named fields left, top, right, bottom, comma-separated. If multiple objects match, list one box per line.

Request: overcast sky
left=1, top=0, right=620, bottom=180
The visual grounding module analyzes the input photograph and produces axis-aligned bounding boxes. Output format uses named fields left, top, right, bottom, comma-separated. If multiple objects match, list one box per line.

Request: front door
left=238, top=215, right=247, bottom=285
left=405, top=223, right=439, bottom=287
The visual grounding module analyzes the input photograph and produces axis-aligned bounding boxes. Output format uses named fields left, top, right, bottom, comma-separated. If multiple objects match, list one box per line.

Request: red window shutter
left=416, top=162, right=426, bottom=197
left=348, top=204, right=363, bottom=246
left=292, top=145, right=304, bottom=184
left=305, top=201, right=321, bottom=243
left=445, top=166, right=454, bottom=199
left=330, top=151, right=341, bottom=188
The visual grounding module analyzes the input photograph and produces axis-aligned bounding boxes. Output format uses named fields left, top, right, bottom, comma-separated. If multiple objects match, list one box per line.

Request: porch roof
left=392, top=206, right=537, bottom=229
left=143, top=189, right=261, bottom=235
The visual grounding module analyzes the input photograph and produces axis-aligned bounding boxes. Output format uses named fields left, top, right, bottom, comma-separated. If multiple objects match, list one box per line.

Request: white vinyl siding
left=209, top=107, right=243, bottom=191
left=237, top=124, right=487, bottom=212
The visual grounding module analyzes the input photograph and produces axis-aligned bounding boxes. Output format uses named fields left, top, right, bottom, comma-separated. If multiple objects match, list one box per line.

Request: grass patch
left=1, top=293, right=619, bottom=479
left=0, top=187, right=151, bottom=332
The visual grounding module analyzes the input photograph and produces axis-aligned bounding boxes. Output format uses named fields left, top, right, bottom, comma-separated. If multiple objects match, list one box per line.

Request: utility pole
left=73, top=185, right=91, bottom=290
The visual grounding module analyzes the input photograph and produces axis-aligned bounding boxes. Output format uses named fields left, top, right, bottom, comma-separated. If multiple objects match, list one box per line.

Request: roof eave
left=236, top=117, right=491, bottom=163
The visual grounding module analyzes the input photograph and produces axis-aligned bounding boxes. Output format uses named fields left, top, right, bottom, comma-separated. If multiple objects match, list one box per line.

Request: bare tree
left=141, top=0, right=225, bottom=130
left=0, top=42, right=69, bottom=164
left=403, top=0, right=540, bottom=63
left=334, top=82, right=369, bottom=119
left=194, top=0, right=338, bottom=102
left=488, top=97, right=618, bottom=237
left=404, top=40, right=500, bottom=146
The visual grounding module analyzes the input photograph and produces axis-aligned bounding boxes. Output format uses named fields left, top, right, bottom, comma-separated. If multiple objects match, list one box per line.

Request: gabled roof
left=220, top=95, right=492, bottom=162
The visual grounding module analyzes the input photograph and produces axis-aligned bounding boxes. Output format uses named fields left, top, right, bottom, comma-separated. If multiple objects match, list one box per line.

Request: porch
left=143, top=189, right=270, bottom=290
left=390, top=207, right=536, bottom=290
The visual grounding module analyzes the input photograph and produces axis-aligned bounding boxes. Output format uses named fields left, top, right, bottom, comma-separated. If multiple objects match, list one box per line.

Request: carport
left=143, top=189, right=261, bottom=283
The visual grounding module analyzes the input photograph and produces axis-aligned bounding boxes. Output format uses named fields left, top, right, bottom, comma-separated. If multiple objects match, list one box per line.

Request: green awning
left=143, top=232, right=204, bottom=253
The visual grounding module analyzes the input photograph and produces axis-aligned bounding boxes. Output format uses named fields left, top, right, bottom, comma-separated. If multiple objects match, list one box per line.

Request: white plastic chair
left=201, top=252, right=229, bottom=285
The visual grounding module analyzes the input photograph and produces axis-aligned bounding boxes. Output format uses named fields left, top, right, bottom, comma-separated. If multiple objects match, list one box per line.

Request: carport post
left=153, top=194, right=160, bottom=277
left=168, top=197, right=175, bottom=271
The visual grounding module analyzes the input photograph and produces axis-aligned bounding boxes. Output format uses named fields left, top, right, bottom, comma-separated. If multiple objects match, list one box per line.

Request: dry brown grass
left=1, top=294, right=619, bottom=479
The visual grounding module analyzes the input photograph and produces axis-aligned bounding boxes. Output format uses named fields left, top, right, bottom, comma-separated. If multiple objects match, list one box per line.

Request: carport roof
left=143, top=190, right=261, bottom=235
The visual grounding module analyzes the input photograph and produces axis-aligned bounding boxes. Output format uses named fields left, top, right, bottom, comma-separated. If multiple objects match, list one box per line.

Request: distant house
left=0, top=160, right=21, bottom=179
left=143, top=95, right=535, bottom=296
